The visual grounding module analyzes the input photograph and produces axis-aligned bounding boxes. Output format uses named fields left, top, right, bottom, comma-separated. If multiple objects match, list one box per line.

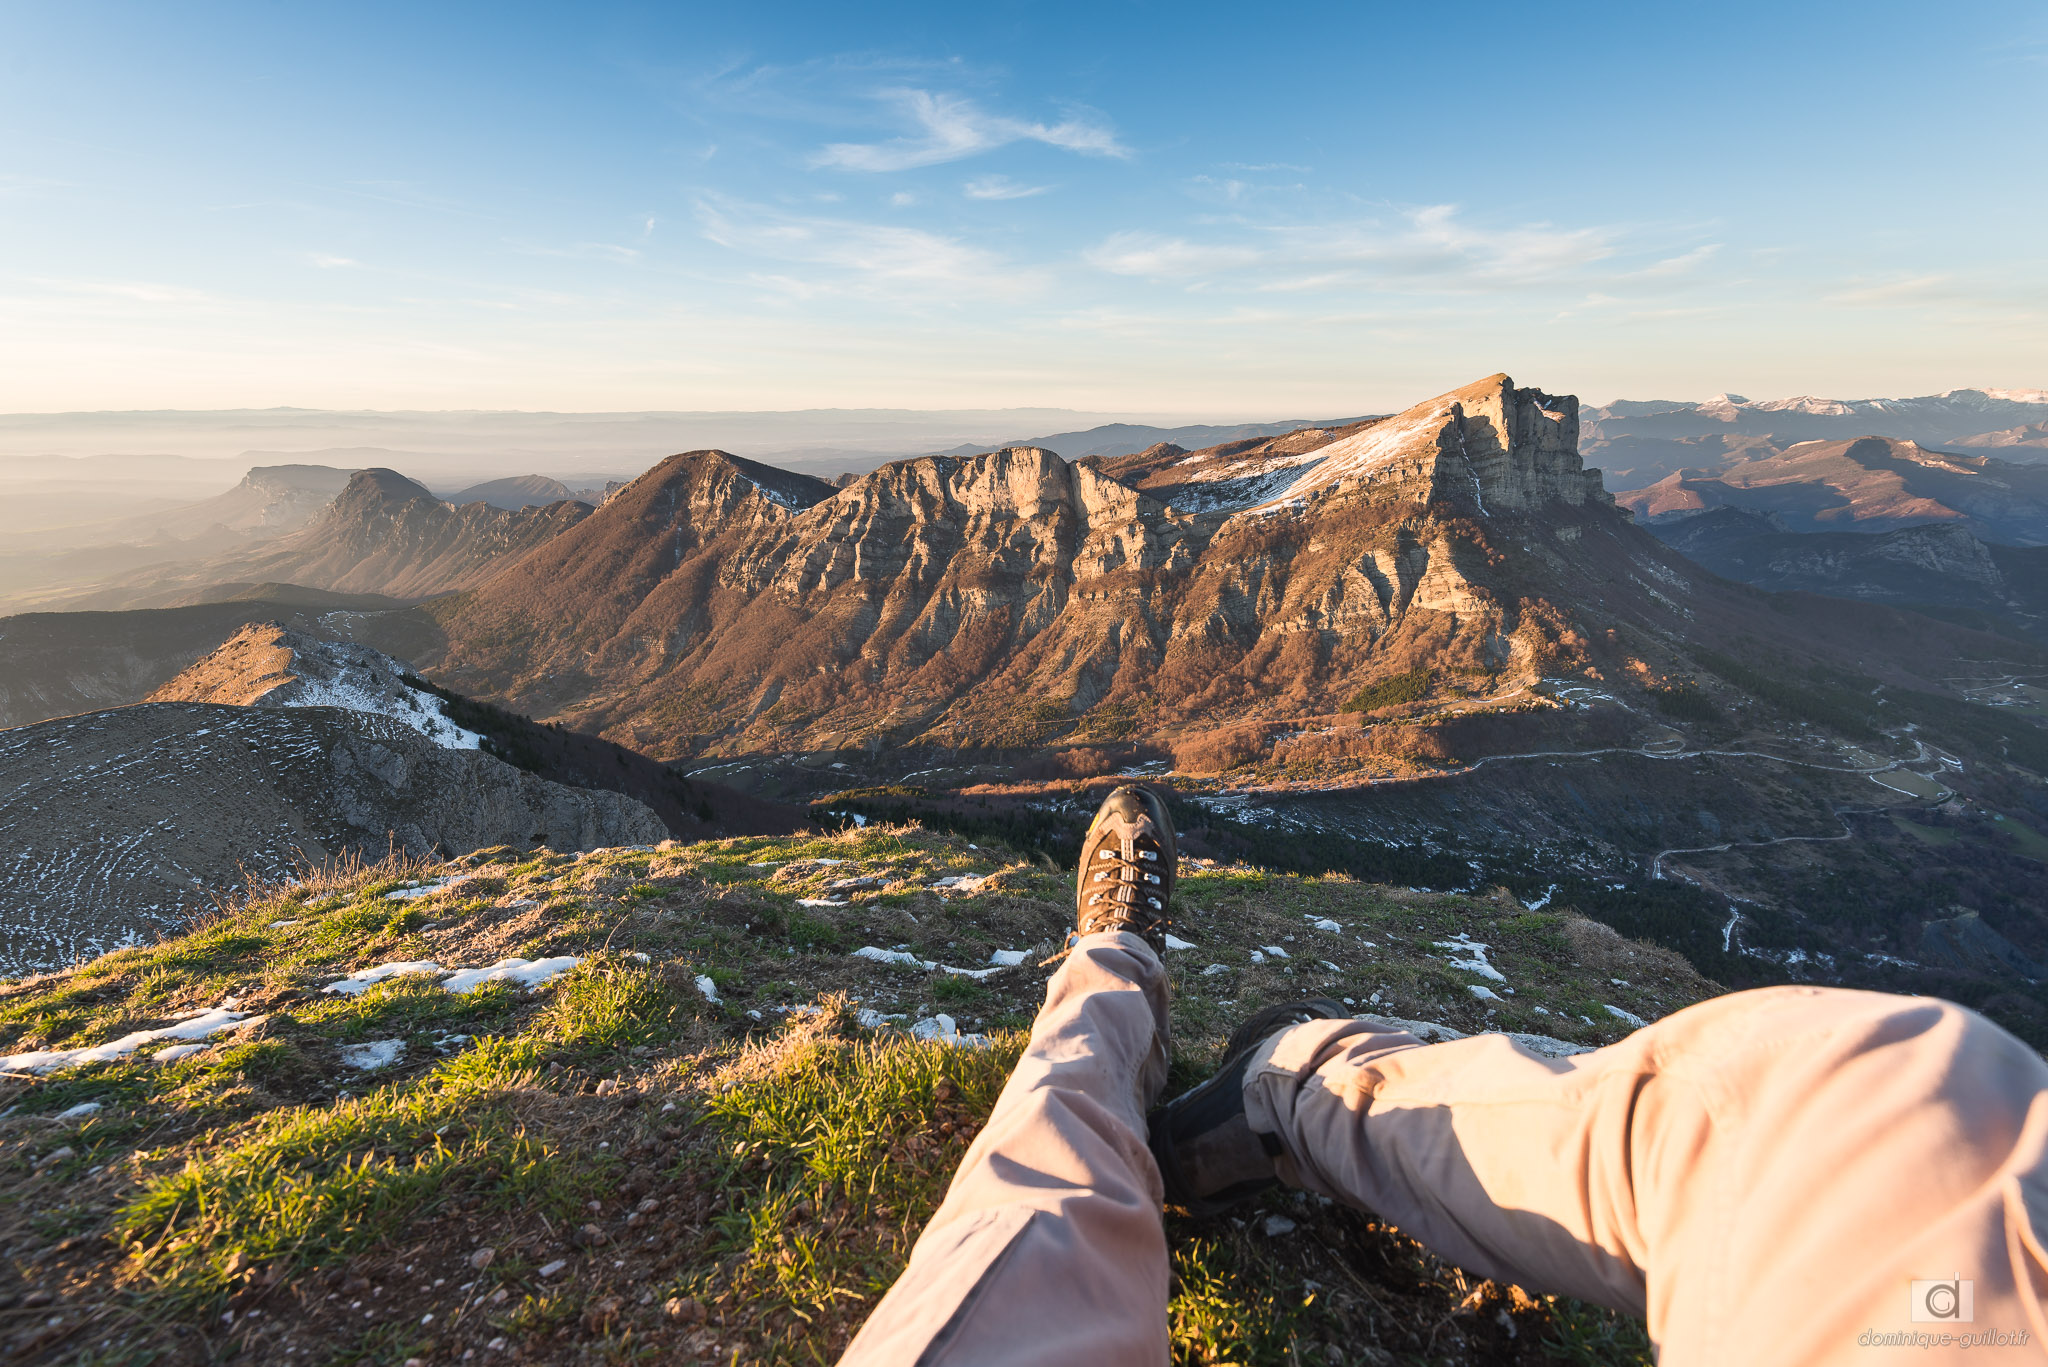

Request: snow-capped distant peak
left=1962, top=387, right=2048, bottom=406
left=1749, top=395, right=1855, bottom=416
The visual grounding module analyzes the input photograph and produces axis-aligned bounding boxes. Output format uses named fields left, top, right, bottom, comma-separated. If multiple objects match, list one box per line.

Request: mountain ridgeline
left=378, top=373, right=2024, bottom=766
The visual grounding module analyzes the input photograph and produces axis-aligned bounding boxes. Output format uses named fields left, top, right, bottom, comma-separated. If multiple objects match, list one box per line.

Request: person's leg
left=840, top=785, right=1182, bottom=1367
left=1229, top=986, right=2048, bottom=1366
left=836, top=932, right=1171, bottom=1367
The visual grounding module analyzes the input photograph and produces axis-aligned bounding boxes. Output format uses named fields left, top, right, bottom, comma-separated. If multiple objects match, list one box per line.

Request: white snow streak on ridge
left=0, top=1006, right=267, bottom=1074
left=1268, top=404, right=1452, bottom=508
left=284, top=675, right=484, bottom=750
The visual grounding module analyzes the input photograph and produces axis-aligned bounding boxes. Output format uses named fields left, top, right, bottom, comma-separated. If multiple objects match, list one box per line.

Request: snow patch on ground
left=851, top=945, right=1009, bottom=979
left=338, top=1039, right=405, bottom=1070
left=909, top=1013, right=992, bottom=1049
left=1434, top=933, right=1506, bottom=982
left=440, top=957, right=580, bottom=994
left=0, top=1005, right=267, bottom=1074
left=323, top=961, right=444, bottom=994
left=323, top=956, right=580, bottom=997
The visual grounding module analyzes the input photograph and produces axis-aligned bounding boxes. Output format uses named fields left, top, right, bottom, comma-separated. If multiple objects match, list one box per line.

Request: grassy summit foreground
left=0, top=827, right=1714, bottom=1365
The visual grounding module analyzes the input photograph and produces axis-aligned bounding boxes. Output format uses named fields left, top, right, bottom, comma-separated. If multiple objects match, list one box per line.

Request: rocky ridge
left=146, top=621, right=483, bottom=749
left=416, top=374, right=1671, bottom=757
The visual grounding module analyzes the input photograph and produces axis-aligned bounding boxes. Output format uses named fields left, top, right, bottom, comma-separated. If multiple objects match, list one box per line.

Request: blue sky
left=2, top=0, right=2044, bottom=414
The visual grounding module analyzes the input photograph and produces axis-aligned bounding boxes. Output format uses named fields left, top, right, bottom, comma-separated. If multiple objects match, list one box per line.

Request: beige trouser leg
left=838, top=932, right=1172, bottom=1367
left=1244, top=985, right=2048, bottom=1364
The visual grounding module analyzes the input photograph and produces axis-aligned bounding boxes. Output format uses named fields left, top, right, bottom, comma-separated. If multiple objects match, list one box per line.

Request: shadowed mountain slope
left=1647, top=509, right=2048, bottom=638
left=1617, top=437, right=2048, bottom=545
left=0, top=702, right=667, bottom=976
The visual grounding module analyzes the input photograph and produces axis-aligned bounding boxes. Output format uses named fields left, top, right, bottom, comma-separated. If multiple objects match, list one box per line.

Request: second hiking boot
left=1148, top=998, right=1351, bottom=1217
left=1067, top=784, right=1177, bottom=957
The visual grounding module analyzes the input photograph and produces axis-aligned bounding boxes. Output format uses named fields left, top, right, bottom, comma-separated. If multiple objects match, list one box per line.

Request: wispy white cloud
left=964, top=175, right=1050, bottom=201
left=1826, top=274, right=1954, bottom=306
left=1630, top=243, right=1721, bottom=278
left=695, top=195, right=1042, bottom=300
left=813, top=90, right=1127, bottom=171
left=26, top=276, right=216, bottom=305
left=307, top=253, right=360, bottom=269
left=506, top=241, right=643, bottom=264
left=1085, top=204, right=1619, bottom=292
left=1085, top=232, right=1263, bottom=279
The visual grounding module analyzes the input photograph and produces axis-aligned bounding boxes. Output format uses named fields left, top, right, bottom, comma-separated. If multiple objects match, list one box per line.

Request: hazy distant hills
left=1586, top=387, right=2048, bottom=487
left=443, top=473, right=614, bottom=509
left=926, top=415, right=1375, bottom=462
left=30, top=469, right=593, bottom=612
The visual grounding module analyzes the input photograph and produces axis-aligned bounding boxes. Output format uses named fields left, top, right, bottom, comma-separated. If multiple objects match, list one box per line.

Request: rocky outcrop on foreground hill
left=57, top=469, right=592, bottom=611
left=0, top=588, right=409, bottom=729
left=0, top=703, right=666, bottom=976
left=395, top=371, right=2019, bottom=762
left=144, top=620, right=813, bottom=841
left=146, top=621, right=482, bottom=747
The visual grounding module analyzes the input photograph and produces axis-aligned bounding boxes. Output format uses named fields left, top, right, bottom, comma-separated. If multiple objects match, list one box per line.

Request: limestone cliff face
left=421, top=374, right=1678, bottom=757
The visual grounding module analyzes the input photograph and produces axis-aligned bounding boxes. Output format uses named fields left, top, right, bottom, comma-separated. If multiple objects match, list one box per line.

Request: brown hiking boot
left=1063, top=784, right=1176, bottom=957
left=1147, top=998, right=1350, bottom=1216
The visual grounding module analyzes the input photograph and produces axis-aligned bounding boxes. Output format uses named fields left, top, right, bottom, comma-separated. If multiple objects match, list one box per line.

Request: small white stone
left=538, top=1259, right=567, bottom=1277
left=1263, top=1214, right=1297, bottom=1236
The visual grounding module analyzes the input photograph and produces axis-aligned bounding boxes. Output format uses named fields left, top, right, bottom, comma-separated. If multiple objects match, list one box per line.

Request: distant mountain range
left=1586, top=387, right=2048, bottom=488
left=23, top=469, right=592, bottom=612
left=924, top=415, right=1374, bottom=463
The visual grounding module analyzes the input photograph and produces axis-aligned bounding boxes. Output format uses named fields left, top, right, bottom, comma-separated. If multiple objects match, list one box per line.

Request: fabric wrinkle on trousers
left=1242, top=985, right=2048, bottom=1365
left=837, top=931, right=1173, bottom=1367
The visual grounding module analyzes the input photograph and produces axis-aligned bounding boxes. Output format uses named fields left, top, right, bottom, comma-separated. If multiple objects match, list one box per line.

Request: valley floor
left=0, top=827, right=1705, bottom=1366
